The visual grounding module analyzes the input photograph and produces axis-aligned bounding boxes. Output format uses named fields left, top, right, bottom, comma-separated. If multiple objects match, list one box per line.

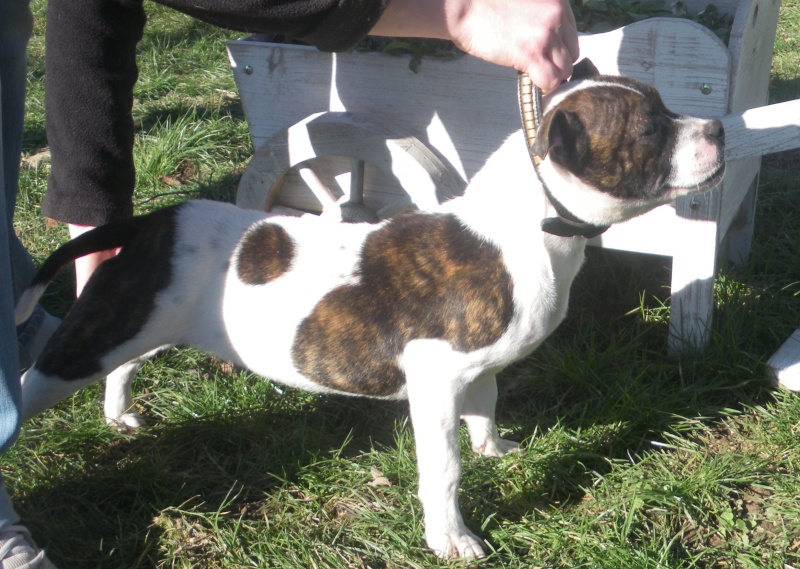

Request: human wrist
left=370, top=0, right=466, bottom=41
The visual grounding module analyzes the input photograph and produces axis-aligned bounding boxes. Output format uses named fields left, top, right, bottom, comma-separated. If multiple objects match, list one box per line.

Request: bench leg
left=668, top=223, right=719, bottom=354
left=725, top=174, right=759, bottom=268
left=767, top=329, right=800, bottom=391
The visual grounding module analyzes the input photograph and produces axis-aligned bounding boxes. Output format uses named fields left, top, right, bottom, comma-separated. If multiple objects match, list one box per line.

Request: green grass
left=8, top=1, right=800, bottom=567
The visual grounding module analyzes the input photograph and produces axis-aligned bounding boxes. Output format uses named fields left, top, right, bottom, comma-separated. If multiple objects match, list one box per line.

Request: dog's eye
left=640, top=122, right=662, bottom=138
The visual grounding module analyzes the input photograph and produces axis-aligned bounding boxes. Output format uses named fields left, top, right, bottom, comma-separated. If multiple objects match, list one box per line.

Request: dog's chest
left=447, top=167, right=586, bottom=357
left=497, top=228, right=585, bottom=356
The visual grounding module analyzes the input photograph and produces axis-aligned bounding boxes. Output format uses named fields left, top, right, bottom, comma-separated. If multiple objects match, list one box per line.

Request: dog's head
left=531, top=60, right=725, bottom=227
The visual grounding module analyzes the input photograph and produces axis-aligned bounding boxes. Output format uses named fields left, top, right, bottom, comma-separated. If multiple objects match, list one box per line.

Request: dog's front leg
left=461, top=374, right=520, bottom=457
left=403, top=340, right=485, bottom=559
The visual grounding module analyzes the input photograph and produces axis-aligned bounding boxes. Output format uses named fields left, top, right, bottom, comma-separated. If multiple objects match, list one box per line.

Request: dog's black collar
left=539, top=184, right=610, bottom=238
left=538, top=183, right=610, bottom=239
left=540, top=217, right=609, bottom=239
left=517, top=72, right=610, bottom=240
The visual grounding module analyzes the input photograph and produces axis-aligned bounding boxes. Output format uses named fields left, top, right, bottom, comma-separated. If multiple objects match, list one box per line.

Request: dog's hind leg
left=103, top=359, right=147, bottom=429
left=19, top=236, right=183, bottom=422
left=20, top=366, right=97, bottom=421
left=21, top=340, right=170, bottom=422
left=21, top=338, right=171, bottom=423
left=103, top=346, right=170, bottom=428
left=402, top=340, right=486, bottom=559
left=460, top=373, right=520, bottom=457
left=20, top=295, right=177, bottom=422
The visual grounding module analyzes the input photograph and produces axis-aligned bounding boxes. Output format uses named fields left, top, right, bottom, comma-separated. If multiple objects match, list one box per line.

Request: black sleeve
left=43, top=0, right=390, bottom=226
left=43, top=0, right=146, bottom=226
left=160, top=0, right=391, bottom=52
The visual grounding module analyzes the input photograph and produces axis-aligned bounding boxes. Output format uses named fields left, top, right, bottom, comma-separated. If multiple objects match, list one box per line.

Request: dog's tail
left=14, top=218, right=143, bottom=326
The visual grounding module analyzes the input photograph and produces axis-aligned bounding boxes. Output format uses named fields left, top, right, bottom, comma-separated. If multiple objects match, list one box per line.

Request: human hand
left=68, top=224, right=120, bottom=297
left=372, top=0, right=579, bottom=92
left=448, top=0, right=579, bottom=92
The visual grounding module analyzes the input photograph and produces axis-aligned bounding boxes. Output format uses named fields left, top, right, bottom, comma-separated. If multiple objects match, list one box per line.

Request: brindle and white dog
left=15, top=61, right=724, bottom=558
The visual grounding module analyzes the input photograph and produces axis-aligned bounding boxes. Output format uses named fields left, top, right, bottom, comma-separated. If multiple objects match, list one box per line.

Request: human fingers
left=525, top=1, right=579, bottom=91
left=502, top=0, right=579, bottom=91
left=524, top=61, right=566, bottom=92
left=522, top=25, right=580, bottom=91
left=403, top=0, right=580, bottom=91
left=561, top=0, right=580, bottom=64
left=521, top=35, right=574, bottom=92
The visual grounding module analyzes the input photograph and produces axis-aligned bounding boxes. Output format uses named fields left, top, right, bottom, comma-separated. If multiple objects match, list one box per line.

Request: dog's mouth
left=664, top=162, right=726, bottom=196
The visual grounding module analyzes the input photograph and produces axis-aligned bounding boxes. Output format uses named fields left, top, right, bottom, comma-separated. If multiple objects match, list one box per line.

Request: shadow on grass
left=16, top=389, right=408, bottom=567
left=484, top=247, right=779, bottom=508
left=769, top=74, right=800, bottom=104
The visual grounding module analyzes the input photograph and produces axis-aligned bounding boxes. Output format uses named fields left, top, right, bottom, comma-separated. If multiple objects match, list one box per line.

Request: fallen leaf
left=161, top=175, right=183, bottom=187
left=22, top=150, right=51, bottom=168
left=367, top=465, right=392, bottom=487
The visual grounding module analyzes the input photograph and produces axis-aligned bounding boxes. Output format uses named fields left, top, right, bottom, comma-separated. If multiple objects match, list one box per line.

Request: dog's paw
left=428, top=529, right=486, bottom=559
left=106, top=412, right=147, bottom=429
left=472, top=436, right=520, bottom=458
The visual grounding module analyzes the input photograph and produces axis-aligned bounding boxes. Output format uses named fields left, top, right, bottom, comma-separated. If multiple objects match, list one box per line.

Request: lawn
left=8, top=1, right=800, bottom=567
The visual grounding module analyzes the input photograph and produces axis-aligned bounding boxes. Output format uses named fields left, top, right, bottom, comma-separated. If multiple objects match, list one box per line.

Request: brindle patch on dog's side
left=236, top=222, right=295, bottom=286
left=36, top=206, right=180, bottom=380
left=292, top=213, right=514, bottom=396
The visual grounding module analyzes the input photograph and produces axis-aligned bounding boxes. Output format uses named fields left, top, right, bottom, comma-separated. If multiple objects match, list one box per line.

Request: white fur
left=14, top=284, right=47, bottom=326
left=542, top=76, right=644, bottom=113
left=668, top=117, right=726, bottom=190
left=18, top=79, right=724, bottom=559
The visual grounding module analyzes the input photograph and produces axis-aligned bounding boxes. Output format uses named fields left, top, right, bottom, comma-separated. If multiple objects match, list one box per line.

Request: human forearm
left=372, top=0, right=579, bottom=91
left=369, top=0, right=453, bottom=40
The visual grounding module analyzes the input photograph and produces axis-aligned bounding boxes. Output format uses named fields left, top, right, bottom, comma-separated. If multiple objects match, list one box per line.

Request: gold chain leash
left=517, top=72, right=544, bottom=165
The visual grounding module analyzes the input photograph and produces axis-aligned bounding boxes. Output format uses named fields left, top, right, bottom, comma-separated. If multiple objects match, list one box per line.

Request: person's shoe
left=0, top=525, right=57, bottom=568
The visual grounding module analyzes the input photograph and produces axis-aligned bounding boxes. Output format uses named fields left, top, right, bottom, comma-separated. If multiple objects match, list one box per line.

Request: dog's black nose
left=704, top=119, right=725, bottom=143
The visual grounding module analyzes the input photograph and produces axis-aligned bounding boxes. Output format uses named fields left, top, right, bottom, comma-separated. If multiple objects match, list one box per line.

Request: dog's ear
left=538, top=109, right=585, bottom=167
left=570, top=58, right=600, bottom=81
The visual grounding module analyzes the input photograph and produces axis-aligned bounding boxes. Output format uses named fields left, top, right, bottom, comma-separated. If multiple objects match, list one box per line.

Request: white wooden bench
left=227, top=0, right=798, bottom=352
left=768, top=330, right=800, bottom=389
